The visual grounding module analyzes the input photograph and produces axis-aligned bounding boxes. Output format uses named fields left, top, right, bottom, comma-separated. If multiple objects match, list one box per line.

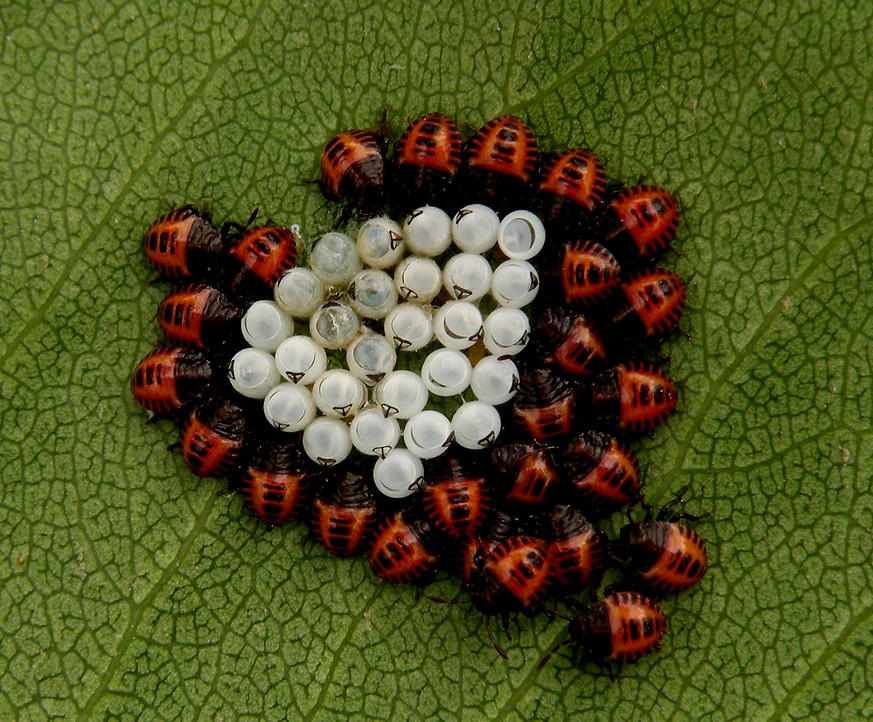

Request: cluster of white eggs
left=226, top=204, right=544, bottom=497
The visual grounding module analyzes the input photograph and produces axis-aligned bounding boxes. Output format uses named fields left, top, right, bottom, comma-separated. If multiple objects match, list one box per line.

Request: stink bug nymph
left=461, top=116, right=539, bottom=210
left=142, top=206, right=224, bottom=282
left=561, top=431, right=641, bottom=516
left=617, top=485, right=710, bottom=594
left=607, top=268, right=687, bottom=344
left=392, top=112, right=463, bottom=209
left=223, top=222, right=299, bottom=301
left=178, top=397, right=248, bottom=478
left=157, top=283, right=245, bottom=351
left=537, top=148, right=607, bottom=230
left=130, top=346, right=215, bottom=416
left=600, top=185, right=679, bottom=267
left=555, top=240, right=622, bottom=308
left=319, top=113, right=388, bottom=217
left=543, top=591, right=666, bottom=667
left=544, top=504, right=608, bottom=596
left=511, top=368, right=577, bottom=442
left=309, top=470, right=378, bottom=558
left=421, top=456, right=491, bottom=539
left=368, top=510, right=441, bottom=586
left=236, top=435, right=314, bottom=526
left=582, top=362, right=677, bottom=434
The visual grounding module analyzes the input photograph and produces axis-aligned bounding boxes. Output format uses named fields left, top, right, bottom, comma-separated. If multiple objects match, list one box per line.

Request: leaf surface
left=1, top=0, right=871, bottom=719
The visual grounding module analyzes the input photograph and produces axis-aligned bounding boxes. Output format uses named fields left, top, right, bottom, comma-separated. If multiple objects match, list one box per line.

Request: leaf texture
left=1, top=0, right=871, bottom=719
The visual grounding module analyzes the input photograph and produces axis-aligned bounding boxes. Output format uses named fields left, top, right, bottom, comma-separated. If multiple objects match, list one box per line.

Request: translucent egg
left=372, top=449, right=424, bottom=499
left=274, top=267, right=327, bottom=318
left=228, top=348, right=281, bottom=400
left=491, top=259, right=540, bottom=307
left=403, top=206, right=452, bottom=257
left=451, top=204, right=500, bottom=253
left=403, top=410, right=453, bottom=459
left=394, top=256, right=442, bottom=303
left=346, top=269, right=398, bottom=319
left=483, top=307, right=531, bottom=356
left=496, top=210, right=546, bottom=260
left=346, top=333, right=397, bottom=385
left=421, top=348, right=472, bottom=397
left=309, top=301, right=361, bottom=350
left=311, top=369, right=366, bottom=419
left=302, top=417, right=353, bottom=466
left=263, top=383, right=317, bottom=432
left=375, top=370, right=429, bottom=419
left=310, top=232, right=361, bottom=286
left=241, top=300, right=294, bottom=353
left=356, top=217, right=405, bottom=269
left=274, top=336, right=328, bottom=385
left=470, top=355, right=520, bottom=405
left=383, top=303, right=434, bottom=352
left=442, top=253, right=493, bottom=302
left=432, top=301, right=484, bottom=351
left=451, top=401, right=502, bottom=450
left=349, top=408, right=401, bottom=458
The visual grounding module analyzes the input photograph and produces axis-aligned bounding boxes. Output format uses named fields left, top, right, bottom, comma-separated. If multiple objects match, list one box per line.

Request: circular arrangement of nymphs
left=130, top=110, right=708, bottom=675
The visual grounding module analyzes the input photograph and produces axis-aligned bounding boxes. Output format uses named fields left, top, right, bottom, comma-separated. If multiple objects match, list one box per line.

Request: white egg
left=451, top=401, right=502, bottom=450
left=383, top=303, right=434, bottom=352
left=310, top=232, right=361, bottom=286
left=263, top=383, right=317, bottom=432
left=421, top=348, right=472, bottom=397
left=241, top=300, right=294, bottom=353
left=227, top=348, right=281, bottom=400
left=483, top=307, right=530, bottom=356
left=274, top=336, right=328, bottom=385
left=356, top=217, right=405, bottom=269
left=403, top=206, right=452, bottom=256
left=451, top=204, right=500, bottom=254
left=491, top=259, right=540, bottom=307
left=496, top=210, right=546, bottom=260
left=302, top=417, right=353, bottom=466
left=274, top=267, right=327, bottom=318
left=372, top=449, right=424, bottom=499
left=349, top=408, right=401, bottom=458
left=403, top=410, right=453, bottom=459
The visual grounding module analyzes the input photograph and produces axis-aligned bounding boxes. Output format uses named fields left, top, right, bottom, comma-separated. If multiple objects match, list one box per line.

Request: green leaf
left=1, top=0, right=871, bottom=719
